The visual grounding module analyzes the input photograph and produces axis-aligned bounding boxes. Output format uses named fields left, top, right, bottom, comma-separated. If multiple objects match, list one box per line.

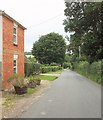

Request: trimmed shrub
left=33, top=63, right=41, bottom=75
left=24, top=63, right=41, bottom=77
left=63, top=62, right=72, bottom=69
left=24, top=62, right=34, bottom=77
left=101, top=60, right=103, bottom=84
left=76, top=61, right=90, bottom=76
left=58, top=66, right=63, bottom=70
left=27, top=75, right=41, bottom=88
left=90, top=61, right=101, bottom=83
left=41, top=67, right=49, bottom=73
left=73, top=60, right=102, bottom=84
left=41, top=65, right=61, bottom=73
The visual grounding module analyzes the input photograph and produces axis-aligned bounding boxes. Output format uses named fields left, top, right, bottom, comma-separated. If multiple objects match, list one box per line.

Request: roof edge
left=0, top=10, right=26, bottom=30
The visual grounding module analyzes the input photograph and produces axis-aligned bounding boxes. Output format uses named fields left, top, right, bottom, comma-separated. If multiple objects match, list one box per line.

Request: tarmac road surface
left=20, top=70, right=101, bottom=118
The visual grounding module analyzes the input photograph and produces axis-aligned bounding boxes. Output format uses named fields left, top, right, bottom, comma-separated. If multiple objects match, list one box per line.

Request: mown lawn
left=46, top=70, right=63, bottom=74
left=40, top=75, right=57, bottom=81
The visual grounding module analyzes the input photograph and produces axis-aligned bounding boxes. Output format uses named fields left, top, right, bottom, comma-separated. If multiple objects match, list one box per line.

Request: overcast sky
left=0, top=0, right=69, bottom=52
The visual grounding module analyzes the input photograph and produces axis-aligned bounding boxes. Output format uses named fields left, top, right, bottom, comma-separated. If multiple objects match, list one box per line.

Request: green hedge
left=74, top=61, right=90, bottom=76
left=25, top=63, right=62, bottom=76
left=33, top=63, right=41, bottom=75
left=101, top=60, right=103, bottom=84
left=74, top=60, right=102, bottom=84
left=63, top=62, right=72, bottom=69
left=41, top=66, right=62, bottom=73
left=25, top=63, right=41, bottom=77
left=90, top=61, right=101, bottom=83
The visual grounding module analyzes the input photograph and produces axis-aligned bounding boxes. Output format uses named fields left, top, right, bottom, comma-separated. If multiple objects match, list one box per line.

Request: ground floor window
left=13, top=59, right=17, bottom=73
left=13, top=55, right=18, bottom=73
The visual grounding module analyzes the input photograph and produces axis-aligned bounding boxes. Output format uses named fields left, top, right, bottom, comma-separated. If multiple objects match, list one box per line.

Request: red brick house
left=0, top=10, right=26, bottom=90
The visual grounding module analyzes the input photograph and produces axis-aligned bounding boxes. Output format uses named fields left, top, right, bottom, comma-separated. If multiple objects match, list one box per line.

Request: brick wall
left=2, top=16, right=24, bottom=89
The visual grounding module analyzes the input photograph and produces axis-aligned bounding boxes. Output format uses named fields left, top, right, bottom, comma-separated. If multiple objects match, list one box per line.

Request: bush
left=27, top=75, right=41, bottom=88
left=76, top=61, right=90, bottom=76
left=73, top=60, right=102, bottom=84
left=41, top=65, right=61, bottom=73
left=8, top=74, right=27, bottom=87
left=50, top=63, right=58, bottom=66
left=101, top=60, right=103, bottom=84
left=24, top=62, right=41, bottom=77
left=90, top=61, right=101, bottom=83
left=33, top=63, right=41, bottom=75
left=25, top=62, right=34, bottom=77
left=63, top=62, right=72, bottom=69
left=58, top=66, right=63, bottom=70
left=41, top=67, right=49, bottom=73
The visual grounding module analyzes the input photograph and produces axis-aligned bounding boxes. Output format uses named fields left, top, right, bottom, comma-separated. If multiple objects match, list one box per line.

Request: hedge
left=63, top=62, right=72, bottom=69
left=25, top=63, right=41, bottom=77
left=90, top=61, right=101, bottom=83
left=73, top=60, right=102, bottom=84
left=41, top=66, right=62, bottom=73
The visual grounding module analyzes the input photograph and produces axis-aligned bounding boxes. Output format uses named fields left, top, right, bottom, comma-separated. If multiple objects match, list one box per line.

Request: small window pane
left=13, top=60, right=17, bottom=73
left=14, top=68, right=16, bottom=73
left=14, top=60, right=16, bottom=66
left=13, top=35, right=16, bottom=43
left=13, top=25, right=17, bottom=44
left=14, top=27, right=16, bottom=34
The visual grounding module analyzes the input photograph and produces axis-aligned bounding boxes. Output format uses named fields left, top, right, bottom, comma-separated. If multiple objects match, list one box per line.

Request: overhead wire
left=27, top=12, right=64, bottom=29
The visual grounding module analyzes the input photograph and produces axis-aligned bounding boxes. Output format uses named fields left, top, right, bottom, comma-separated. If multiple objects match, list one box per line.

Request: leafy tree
left=24, top=52, right=32, bottom=55
left=28, top=56, right=37, bottom=63
left=63, top=2, right=103, bottom=63
left=32, top=32, right=66, bottom=65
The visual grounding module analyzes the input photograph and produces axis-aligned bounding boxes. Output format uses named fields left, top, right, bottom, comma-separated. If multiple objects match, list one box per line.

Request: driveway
left=20, top=70, right=101, bottom=118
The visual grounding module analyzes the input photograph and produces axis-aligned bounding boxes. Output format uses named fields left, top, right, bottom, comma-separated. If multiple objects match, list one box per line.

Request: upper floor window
left=13, top=23, right=18, bottom=45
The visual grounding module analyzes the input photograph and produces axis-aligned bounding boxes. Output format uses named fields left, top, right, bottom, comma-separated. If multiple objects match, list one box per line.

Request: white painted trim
left=13, top=55, right=18, bottom=73
left=14, top=55, right=18, bottom=60
left=13, top=59, right=17, bottom=74
left=13, top=23, right=18, bottom=45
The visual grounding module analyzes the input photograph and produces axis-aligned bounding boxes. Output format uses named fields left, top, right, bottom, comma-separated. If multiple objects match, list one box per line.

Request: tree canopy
left=24, top=52, right=32, bottom=55
left=32, top=32, right=66, bottom=65
left=63, top=2, right=103, bottom=63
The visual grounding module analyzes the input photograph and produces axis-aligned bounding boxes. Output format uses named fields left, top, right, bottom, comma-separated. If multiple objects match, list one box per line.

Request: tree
left=28, top=56, right=37, bottom=63
left=63, top=2, right=103, bottom=63
left=32, top=32, right=66, bottom=65
left=24, top=52, right=32, bottom=55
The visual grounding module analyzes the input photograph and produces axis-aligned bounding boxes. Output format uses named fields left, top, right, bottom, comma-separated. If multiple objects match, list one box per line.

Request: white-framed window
left=13, top=55, right=18, bottom=73
left=13, top=23, right=18, bottom=45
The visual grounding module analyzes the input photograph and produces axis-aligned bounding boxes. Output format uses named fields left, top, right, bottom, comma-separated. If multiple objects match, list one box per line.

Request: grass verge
left=46, top=70, right=63, bottom=74
left=27, top=88, right=37, bottom=94
left=40, top=75, right=57, bottom=81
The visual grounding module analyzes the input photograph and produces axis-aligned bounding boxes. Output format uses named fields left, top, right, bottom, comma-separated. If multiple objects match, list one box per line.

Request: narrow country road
left=20, top=70, right=101, bottom=118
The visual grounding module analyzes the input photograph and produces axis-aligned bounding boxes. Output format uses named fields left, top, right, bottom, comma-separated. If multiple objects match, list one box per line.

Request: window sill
left=13, top=42, right=18, bottom=46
